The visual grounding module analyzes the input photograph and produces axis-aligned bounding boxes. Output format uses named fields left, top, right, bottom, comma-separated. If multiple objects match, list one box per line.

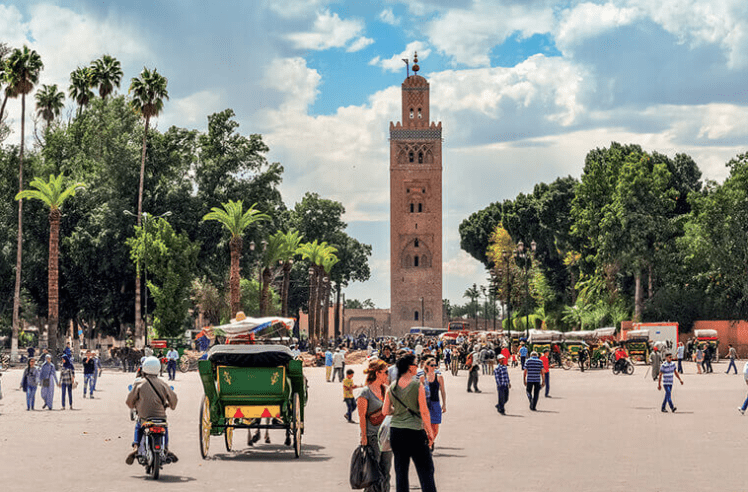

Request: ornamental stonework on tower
left=389, top=53, right=443, bottom=336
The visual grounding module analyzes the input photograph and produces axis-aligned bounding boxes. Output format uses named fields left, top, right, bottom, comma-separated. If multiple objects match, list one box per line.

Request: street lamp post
left=481, top=285, right=487, bottom=330
left=502, top=250, right=511, bottom=332
left=516, top=240, right=536, bottom=340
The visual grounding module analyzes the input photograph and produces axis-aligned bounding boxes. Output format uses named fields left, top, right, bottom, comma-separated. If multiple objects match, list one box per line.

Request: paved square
left=0, top=361, right=745, bottom=491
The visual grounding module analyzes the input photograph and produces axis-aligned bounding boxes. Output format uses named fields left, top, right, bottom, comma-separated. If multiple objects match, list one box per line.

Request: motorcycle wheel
left=562, top=359, right=572, bottom=370
left=149, top=450, right=160, bottom=480
left=625, top=363, right=635, bottom=375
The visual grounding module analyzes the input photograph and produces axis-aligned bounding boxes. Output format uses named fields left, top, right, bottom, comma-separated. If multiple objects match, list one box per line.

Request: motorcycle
left=612, top=357, right=635, bottom=375
left=136, top=419, right=173, bottom=479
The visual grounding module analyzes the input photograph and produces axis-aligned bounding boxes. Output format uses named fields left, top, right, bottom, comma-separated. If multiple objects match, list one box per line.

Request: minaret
left=389, top=53, right=443, bottom=336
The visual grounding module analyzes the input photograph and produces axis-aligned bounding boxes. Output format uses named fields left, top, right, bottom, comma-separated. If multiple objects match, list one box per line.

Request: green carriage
left=198, top=344, right=307, bottom=459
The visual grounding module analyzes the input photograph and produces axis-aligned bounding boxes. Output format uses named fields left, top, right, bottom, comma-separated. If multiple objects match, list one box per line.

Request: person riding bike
left=125, top=356, right=178, bottom=465
left=614, top=346, right=629, bottom=372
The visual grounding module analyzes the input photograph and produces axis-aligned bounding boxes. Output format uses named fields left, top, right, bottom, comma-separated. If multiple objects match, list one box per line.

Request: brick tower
left=389, top=53, right=442, bottom=336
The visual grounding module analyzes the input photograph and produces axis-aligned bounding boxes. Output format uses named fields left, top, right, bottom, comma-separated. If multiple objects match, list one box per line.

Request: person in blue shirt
left=519, top=343, right=528, bottom=370
left=523, top=351, right=546, bottom=411
left=325, top=349, right=333, bottom=382
left=658, top=352, right=683, bottom=413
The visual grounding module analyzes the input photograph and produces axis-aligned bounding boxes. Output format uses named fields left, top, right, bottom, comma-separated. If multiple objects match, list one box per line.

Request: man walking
left=725, top=344, right=738, bottom=374
left=650, top=347, right=662, bottom=381
left=519, top=342, right=528, bottom=370
left=738, top=360, right=748, bottom=415
left=82, top=351, right=97, bottom=398
left=658, top=352, right=683, bottom=412
left=494, top=354, right=510, bottom=414
left=524, top=351, right=546, bottom=411
left=467, top=348, right=481, bottom=393
left=540, top=349, right=551, bottom=397
left=324, top=348, right=333, bottom=382
left=166, top=346, right=179, bottom=381
left=677, top=342, right=685, bottom=374
left=332, top=348, right=345, bottom=382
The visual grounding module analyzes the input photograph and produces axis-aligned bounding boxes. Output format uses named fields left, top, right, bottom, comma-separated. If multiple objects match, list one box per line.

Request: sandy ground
left=1, top=359, right=746, bottom=492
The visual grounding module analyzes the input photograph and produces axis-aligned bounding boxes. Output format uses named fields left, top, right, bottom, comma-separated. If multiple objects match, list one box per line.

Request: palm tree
left=320, top=254, right=339, bottom=340
left=68, top=66, right=93, bottom=116
left=90, top=55, right=123, bottom=99
left=259, top=233, right=286, bottom=317
left=278, top=229, right=302, bottom=317
left=298, top=240, right=337, bottom=343
left=203, top=201, right=269, bottom=318
left=129, top=67, right=168, bottom=336
left=15, top=175, right=84, bottom=354
left=35, top=84, right=64, bottom=129
left=464, top=284, right=480, bottom=328
left=6, top=45, right=43, bottom=360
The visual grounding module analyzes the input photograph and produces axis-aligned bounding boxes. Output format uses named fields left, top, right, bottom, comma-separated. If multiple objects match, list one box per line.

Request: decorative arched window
left=414, top=311, right=419, bottom=321
left=418, top=152, right=423, bottom=164
left=418, top=203, right=423, bottom=213
left=410, top=203, right=414, bottom=213
left=418, top=108, right=422, bottom=119
left=421, top=255, right=428, bottom=267
left=414, top=238, right=419, bottom=248
left=409, top=108, right=414, bottom=119
left=414, top=256, right=419, bottom=267
left=409, top=152, right=414, bottom=163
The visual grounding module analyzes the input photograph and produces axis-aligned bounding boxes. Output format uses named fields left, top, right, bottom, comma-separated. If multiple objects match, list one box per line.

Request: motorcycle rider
left=125, top=356, right=178, bottom=465
left=614, top=345, right=629, bottom=372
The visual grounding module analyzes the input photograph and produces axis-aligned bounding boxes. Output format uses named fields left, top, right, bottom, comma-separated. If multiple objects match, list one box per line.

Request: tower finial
left=412, top=52, right=419, bottom=74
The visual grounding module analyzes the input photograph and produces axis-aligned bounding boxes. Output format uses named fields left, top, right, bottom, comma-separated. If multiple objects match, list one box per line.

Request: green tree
left=126, top=217, right=199, bottom=337
left=202, top=200, right=269, bottom=317
left=35, top=84, right=65, bottom=130
left=90, top=55, right=123, bottom=99
left=129, top=67, right=169, bottom=336
left=6, top=45, right=43, bottom=359
left=297, top=240, right=337, bottom=343
left=275, top=229, right=303, bottom=317
left=15, top=174, right=84, bottom=353
left=0, top=42, right=13, bottom=130
left=69, top=66, right=94, bottom=116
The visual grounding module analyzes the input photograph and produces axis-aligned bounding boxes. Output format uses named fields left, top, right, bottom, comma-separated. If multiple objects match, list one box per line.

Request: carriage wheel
left=199, top=396, right=211, bottom=459
left=179, top=355, right=190, bottom=373
left=292, top=393, right=302, bottom=458
left=225, top=423, right=233, bottom=452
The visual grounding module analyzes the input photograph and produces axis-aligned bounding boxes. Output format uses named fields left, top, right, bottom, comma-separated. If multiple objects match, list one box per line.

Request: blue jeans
left=84, top=374, right=95, bottom=395
left=726, top=359, right=737, bottom=374
left=662, top=384, right=674, bottom=411
left=741, top=394, right=748, bottom=412
left=61, top=383, right=73, bottom=407
left=167, top=360, right=177, bottom=380
left=344, top=397, right=356, bottom=421
left=544, top=372, right=550, bottom=396
left=496, top=385, right=509, bottom=413
left=133, top=421, right=169, bottom=448
left=26, top=386, right=37, bottom=409
left=677, top=358, right=683, bottom=373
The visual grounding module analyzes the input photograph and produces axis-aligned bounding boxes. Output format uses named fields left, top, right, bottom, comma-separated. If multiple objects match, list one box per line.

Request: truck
left=632, top=322, right=679, bottom=354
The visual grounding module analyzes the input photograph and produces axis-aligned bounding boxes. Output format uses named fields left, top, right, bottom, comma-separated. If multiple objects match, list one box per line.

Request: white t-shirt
left=742, top=361, right=748, bottom=380
left=333, top=352, right=344, bottom=368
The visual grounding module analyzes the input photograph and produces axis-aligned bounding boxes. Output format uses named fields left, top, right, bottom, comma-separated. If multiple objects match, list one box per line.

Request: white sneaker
left=739, top=407, right=745, bottom=415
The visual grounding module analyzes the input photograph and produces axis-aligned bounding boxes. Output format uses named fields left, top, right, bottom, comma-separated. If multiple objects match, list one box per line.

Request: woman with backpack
left=382, top=353, right=437, bottom=492
left=21, top=357, right=40, bottom=410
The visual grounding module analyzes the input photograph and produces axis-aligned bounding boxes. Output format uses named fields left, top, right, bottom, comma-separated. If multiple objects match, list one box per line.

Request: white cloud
left=347, top=36, right=374, bottom=53
left=262, top=57, right=321, bottom=113
left=555, top=2, right=641, bottom=53
left=425, top=1, right=555, bottom=67
left=266, top=0, right=331, bottom=18
left=378, top=8, right=399, bottom=25
left=443, top=250, right=480, bottom=277
left=161, top=90, right=224, bottom=128
left=369, top=41, right=431, bottom=72
left=286, top=10, right=367, bottom=51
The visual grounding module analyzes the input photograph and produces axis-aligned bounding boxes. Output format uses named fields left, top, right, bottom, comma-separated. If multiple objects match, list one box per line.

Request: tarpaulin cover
left=207, top=344, right=295, bottom=367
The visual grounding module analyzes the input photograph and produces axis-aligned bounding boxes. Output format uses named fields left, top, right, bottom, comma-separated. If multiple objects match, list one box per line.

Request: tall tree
left=68, top=66, right=94, bottom=116
left=202, top=200, right=268, bottom=318
left=6, top=45, right=43, bottom=359
left=277, top=229, right=302, bottom=317
left=90, top=55, right=123, bottom=99
left=0, top=42, right=13, bottom=131
left=15, top=174, right=84, bottom=353
left=129, top=67, right=168, bottom=337
left=35, top=84, right=64, bottom=130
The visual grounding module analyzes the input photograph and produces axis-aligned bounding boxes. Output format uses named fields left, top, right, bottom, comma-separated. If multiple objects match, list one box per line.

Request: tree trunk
left=229, top=237, right=242, bottom=318
left=323, top=279, right=331, bottom=340
left=11, top=94, right=26, bottom=360
left=634, top=269, right=643, bottom=322
left=0, top=93, right=9, bottom=125
left=135, top=115, right=150, bottom=340
left=316, top=268, right=325, bottom=342
left=648, top=263, right=653, bottom=299
left=281, top=262, right=291, bottom=317
left=260, top=267, right=272, bottom=316
left=334, top=285, right=341, bottom=338
left=48, top=209, right=61, bottom=355
left=308, top=269, right=316, bottom=345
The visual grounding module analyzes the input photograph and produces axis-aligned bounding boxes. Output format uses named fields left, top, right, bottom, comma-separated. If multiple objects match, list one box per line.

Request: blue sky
left=2, top=0, right=748, bottom=310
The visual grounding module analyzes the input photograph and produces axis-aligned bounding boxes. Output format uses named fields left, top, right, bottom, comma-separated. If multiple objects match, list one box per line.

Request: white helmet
left=141, top=356, right=161, bottom=375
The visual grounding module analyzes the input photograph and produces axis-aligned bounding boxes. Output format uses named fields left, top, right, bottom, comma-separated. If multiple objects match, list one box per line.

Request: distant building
left=389, top=53, right=443, bottom=336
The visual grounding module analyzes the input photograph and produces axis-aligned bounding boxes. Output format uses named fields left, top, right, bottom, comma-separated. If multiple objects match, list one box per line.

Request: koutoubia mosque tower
left=389, top=53, right=443, bottom=336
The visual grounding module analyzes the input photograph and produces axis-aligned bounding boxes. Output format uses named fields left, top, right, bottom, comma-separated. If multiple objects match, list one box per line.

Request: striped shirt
left=660, top=361, right=676, bottom=385
left=525, top=357, right=544, bottom=383
left=494, top=365, right=510, bottom=387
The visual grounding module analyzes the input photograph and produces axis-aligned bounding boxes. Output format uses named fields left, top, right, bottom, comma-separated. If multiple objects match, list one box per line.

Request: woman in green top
left=382, top=353, right=436, bottom=492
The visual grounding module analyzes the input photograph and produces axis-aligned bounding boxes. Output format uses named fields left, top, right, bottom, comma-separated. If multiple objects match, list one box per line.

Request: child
left=343, top=368, right=359, bottom=422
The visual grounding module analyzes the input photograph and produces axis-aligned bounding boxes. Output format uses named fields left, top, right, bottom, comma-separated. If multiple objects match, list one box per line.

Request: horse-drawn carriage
left=197, top=316, right=307, bottom=459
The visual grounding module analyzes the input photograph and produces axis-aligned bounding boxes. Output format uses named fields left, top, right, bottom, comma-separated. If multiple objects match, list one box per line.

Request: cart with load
left=624, top=329, right=650, bottom=363
left=197, top=317, right=306, bottom=459
left=694, top=329, right=720, bottom=362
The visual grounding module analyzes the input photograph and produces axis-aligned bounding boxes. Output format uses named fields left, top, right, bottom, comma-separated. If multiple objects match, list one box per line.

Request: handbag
left=349, top=444, right=381, bottom=489
left=367, top=408, right=385, bottom=426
